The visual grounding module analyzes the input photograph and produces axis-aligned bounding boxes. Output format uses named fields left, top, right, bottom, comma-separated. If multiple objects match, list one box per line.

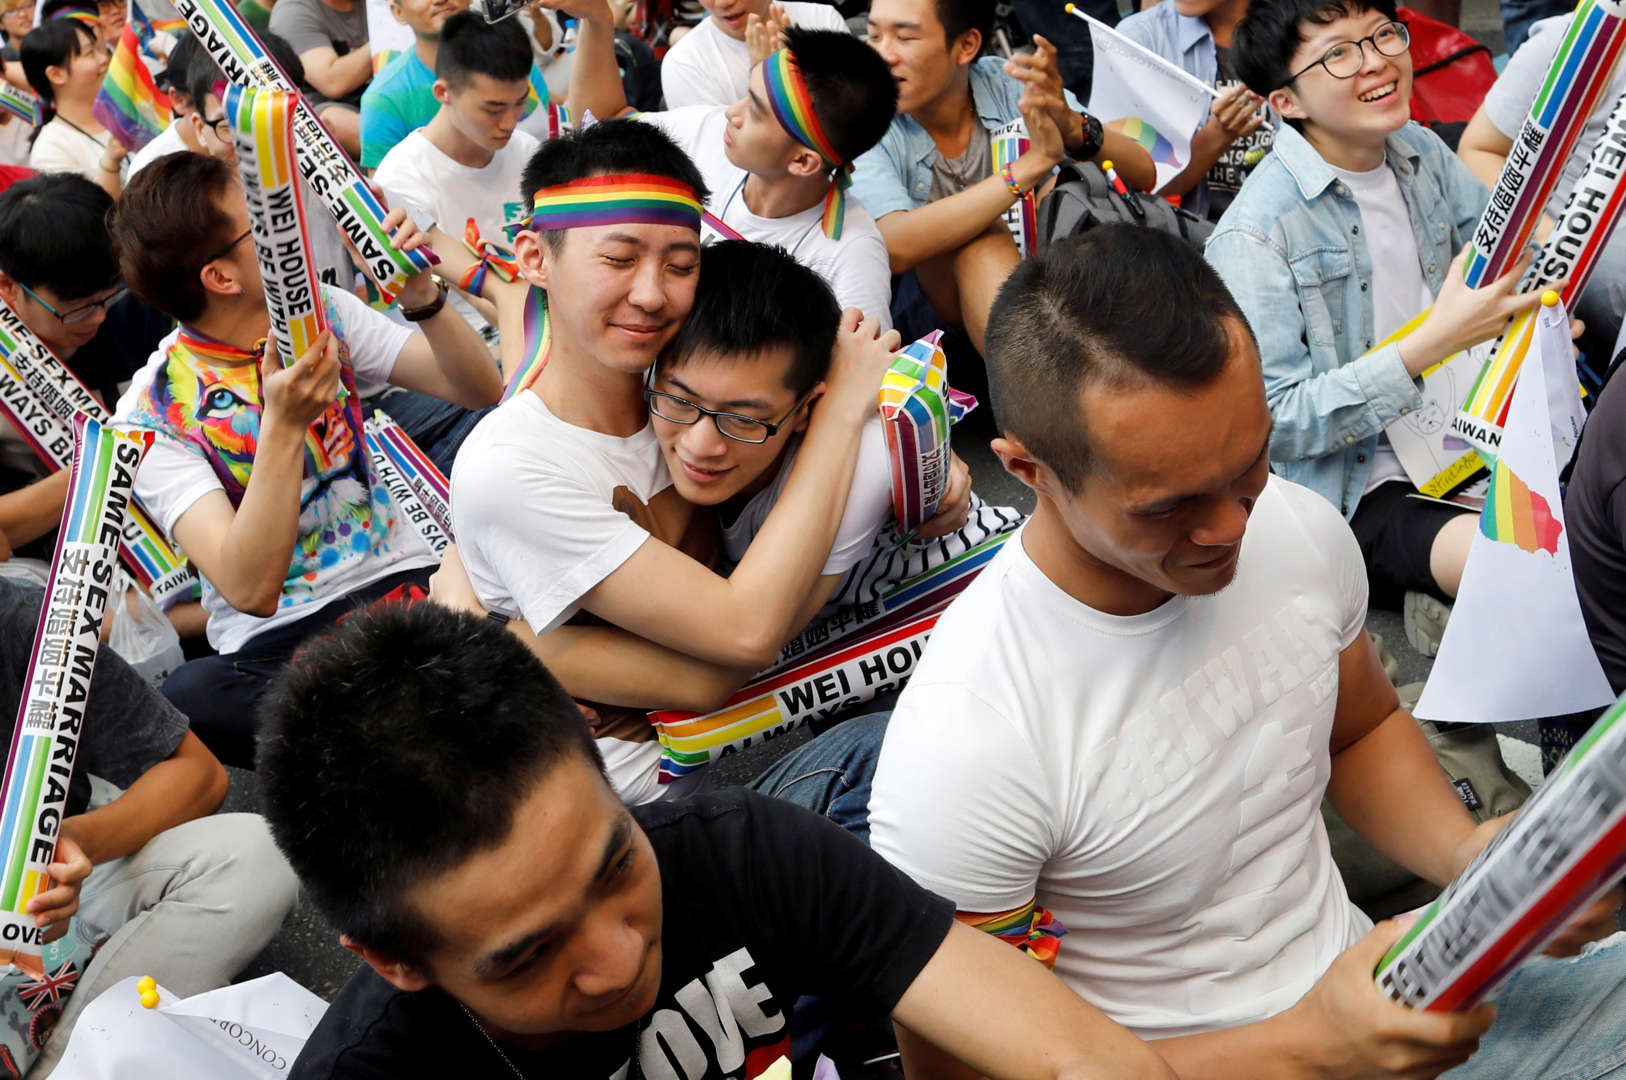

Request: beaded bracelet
left=1000, top=161, right=1025, bottom=199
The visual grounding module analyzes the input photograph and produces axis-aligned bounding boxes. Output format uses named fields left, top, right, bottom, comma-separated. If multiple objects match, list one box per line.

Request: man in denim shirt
left=1205, top=0, right=1546, bottom=652
left=854, top=0, right=1153, bottom=351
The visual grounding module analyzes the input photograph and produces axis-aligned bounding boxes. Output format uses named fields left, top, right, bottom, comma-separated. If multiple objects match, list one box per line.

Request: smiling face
left=402, top=758, right=665, bottom=1040
left=866, top=0, right=976, bottom=116
left=650, top=347, right=811, bottom=505
left=514, top=221, right=701, bottom=376
left=439, top=71, right=530, bottom=152
left=50, top=29, right=108, bottom=100
left=391, top=0, right=468, bottom=38
left=1269, top=8, right=1412, bottom=160
left=698, top=0, right=769, bottom=41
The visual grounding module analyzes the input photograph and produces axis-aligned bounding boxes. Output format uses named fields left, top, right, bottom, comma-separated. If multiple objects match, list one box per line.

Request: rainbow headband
left=762, top=49, right=850, bottom=241
left=51, top=5, right=100, bottom=24
left=504, top=173, right=702, bottom=238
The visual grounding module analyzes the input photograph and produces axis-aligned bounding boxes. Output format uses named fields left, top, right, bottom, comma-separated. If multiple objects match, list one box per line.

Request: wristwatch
left=1074, top=110, right=1105, bottom=161
left=400, top=275, right=450, bottom=322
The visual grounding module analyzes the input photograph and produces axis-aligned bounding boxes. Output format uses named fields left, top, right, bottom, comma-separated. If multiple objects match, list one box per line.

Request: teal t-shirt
left=359, top=48, right=551, bottom=169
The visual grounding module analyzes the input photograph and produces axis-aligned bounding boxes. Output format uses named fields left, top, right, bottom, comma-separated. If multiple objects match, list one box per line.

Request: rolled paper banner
left=0, top=81, right=41, bottom=127
left=366, top=410, right=452, bottom=540
left=1461, top=0, right=1626, bottom=289
left=878, top=331, right=977, bottom=534
left=92, top=23, right=173, bottom=151
left=170, top=0, right=438, bottom=304
left=364, top=418, right=449, bottom=556
left=653, top=529, right=1012, bottom=780
left=0, top=415, right=151, bottom=956
left=0, top=298, right=196, bottom=608
left=1453, top=88, right=1626, bottom=454
left=222, top=84, right=325, bottom=368
left=992, top=132, right=1036, bottom=257
left=1374, top=686, right=1626, bottom=1011
left=500, top=286, right=551, bottom=401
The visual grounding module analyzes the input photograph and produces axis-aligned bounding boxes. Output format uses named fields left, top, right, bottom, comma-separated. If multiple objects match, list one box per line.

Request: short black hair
left=160, top=33, right=205, bottom=108
left=20, top=19, right=94, bottom=104
left=257, top=601, right=607, bottom=966
left=519, top=118, right=709, bottom=251
left=1234, top=0, right=1398, bottom=99
left=436, top=9, right=532, bottom=89
left=187, top=29, right=305, bottom=112
left=113, top=152, right=239, bottom=324
left=657, top=240, right=839, bottom=399
left=0, top=173, right=118, bottom=299
left=985, top=225, right=1251, bottom=490
left=934, top=0, right=993, bottom=52
left=780, top=28, right=896, bottom=164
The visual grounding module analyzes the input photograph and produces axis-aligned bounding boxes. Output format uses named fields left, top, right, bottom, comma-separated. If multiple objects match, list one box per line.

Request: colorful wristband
left=1000, top=161, right=1025, bottom=199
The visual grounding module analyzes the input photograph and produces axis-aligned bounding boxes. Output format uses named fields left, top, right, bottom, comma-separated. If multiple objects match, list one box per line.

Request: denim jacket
left=1204, top=122, right=1488, bottom=518
left=850, top=56, right=1083, bottom=219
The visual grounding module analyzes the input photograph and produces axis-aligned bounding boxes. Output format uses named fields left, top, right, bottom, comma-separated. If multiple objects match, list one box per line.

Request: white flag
left=1079, top=12, right=1215, bottom=190
left=1414, top=296, right=1615, bottom=724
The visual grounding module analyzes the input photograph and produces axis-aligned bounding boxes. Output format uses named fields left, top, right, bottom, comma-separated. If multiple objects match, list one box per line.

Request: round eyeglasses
left=644, top=387, right=811, bottom=444
left=1286, top=20, right=1410, bottom=84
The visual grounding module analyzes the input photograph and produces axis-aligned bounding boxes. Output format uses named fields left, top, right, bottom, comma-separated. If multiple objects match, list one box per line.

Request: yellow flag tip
left=1064, top=3, right=1076, bottom=12
left=1541, top=290, right=1561, bottom=307
left=1101, top=160, right=1114, bottom=170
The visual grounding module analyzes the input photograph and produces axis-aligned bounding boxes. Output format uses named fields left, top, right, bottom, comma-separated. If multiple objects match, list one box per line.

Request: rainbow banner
left=366, top=410, right=451, bottom=540
left=653, top=529, right=1012, bottom=780
left=878, top=332, right=976, bottom=534
left=170, top=0, right=438, bottom=304
left=499, top=286, right=551, bottom=401
left=1462, top=0, right=1626, bottom=288
left=0, top=298, right=195, bottom=608
left=364, top=417, right=448, bottom=556
left=0, top=82, right=41, bottom=127
left=1376, top=686, right=1626, bottom=1011
left=0, top=416, right=150, bottom=956
left=1481, top=460, right=1564, bottom=554
left=991, top=131, right=1036, bottom=258
left=1453, top=89, right=1626, bottom=455
left=223, top=84, right=325, bottom=368
left=92, top=23, right=173, bottom=151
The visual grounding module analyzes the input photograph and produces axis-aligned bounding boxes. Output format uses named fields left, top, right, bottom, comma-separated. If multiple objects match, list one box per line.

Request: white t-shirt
left=29, top=118, right=124, bottom=185
left=374, top=128, right=540, bottom=332
left=1330, top=160, right=1431, bottom=493
left=660, top=2, right=850, bottom=109
left=0, top=113, right=31, bottom=168
left=126, top=119, right=188, bottom=177
left=112, top=287, right=433, bottom=654
left=869, top=476, right=1373, bottom=1040
left=639, top=106, right=893, bottom=328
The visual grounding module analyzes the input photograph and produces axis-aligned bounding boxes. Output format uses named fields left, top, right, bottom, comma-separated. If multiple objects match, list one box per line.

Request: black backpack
left=1038, top=161, right=1214, bottom=250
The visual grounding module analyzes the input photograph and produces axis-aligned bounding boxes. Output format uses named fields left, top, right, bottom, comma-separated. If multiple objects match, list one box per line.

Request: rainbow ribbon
left=499, top=286, right=551, bottom=402
left=92, top=23, right=173, bottom=151
left=992, top=133, right=1036, bottom=257
left=223, top=84, right=326, bottom=367
left=0, top=297, right=195, bottom=607
left=366, top=410, right=451, bottom=539
left=1463, top=0, right=1626, bottom=288
left=878, top=332, right=976, bottom=534
left=169, top=0, right=438, bottom=304
left=457, top=218, right=519, bottom=296
left=761, top=49, right=851, bottom=240
left=653, top=529, right=1013, bottom=781
left=0, top=416, right=151, bottom=956
left=505, top=173, right=703, bottom=236
left=364, top=415, right=449, bottom=556
left=961, top=901, right=1070, bottom=969
left=0, top=82, right=40, bottom=127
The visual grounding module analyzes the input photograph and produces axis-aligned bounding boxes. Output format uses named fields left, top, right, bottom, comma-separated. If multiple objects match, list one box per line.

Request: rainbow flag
left=1481, top=461, right=1563, bottom=555
left=92, top=23, right=173, bottom=151
left=1118, top=116, right=1180, bottom=168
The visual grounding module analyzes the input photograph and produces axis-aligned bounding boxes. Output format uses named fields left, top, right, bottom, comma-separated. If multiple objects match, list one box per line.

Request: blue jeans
left=1443, top=933, right=1626, bottom=1080
left=747, top=712, right=889, bottom=845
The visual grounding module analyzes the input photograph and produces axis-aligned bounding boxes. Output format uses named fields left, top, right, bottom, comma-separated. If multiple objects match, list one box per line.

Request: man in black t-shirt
left=259, top=602, right=1175, bottom=1080
left=1567, top=371, right=1626, bottom=697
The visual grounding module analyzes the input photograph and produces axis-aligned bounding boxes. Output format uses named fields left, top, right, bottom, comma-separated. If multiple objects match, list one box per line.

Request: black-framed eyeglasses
left=1285, top=19, right=1410, bottom=84
left=16, top=280, right=126, bottom=325
left=644, top=386, right=812, bottom=444
left=203, top=112, right=230, bottom=141
left=205, top=227, right=252, bottom=265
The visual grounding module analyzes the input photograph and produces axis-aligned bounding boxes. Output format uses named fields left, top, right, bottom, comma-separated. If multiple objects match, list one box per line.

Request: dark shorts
left=1349, top=480, right=1472, bottom=609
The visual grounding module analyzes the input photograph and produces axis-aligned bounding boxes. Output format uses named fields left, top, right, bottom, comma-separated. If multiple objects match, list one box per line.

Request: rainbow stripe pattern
left=762, top=48, right=851, bottom=240
left=0, top=81, right=41, bottom=127
left=170, top=0, right=439, bottom=304
left=1118, top=116, right=1180, bottom=166
left=1462, top=0, right=1626, bottom=288
left=654, top=529, right=1012, bottom=780
left=0, top=416, right=150, bottom=956
left=50, top=6, right=100, bottom=26
left=457, top=218, right=519, bottom=296
left=991, top=132, right=1036, bottom=257
left=499, top=285, right=552, bottom=401
left=878, top=332, right=976, bottom=534
left=223, top=84, right=326, bottom=366
left=506, top=173, right=703, bottom=236
left=960, top=901, right=1070, bottom=969
left=364, top=416, right=450, bottom=555
left=1481, top=460, right=1563, bottom=554
left=367, top=410, right=451, bottom=538
left=92, top=23, right=174, bottom=151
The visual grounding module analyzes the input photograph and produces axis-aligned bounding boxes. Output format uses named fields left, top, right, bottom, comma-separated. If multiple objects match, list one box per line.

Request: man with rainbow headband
left=108, top=151, right=502, bottom=768
left=561, top=2, right=898, bottom=328
left=449, top=119, right=913, bottom=806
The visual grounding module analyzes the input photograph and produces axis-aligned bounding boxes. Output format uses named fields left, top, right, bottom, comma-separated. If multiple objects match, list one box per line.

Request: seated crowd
left=0, top=0, right=1625, bottom=1075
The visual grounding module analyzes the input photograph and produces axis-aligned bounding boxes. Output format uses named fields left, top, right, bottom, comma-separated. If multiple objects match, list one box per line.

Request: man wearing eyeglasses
left=1205, top=0, right=1550, bottom=657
